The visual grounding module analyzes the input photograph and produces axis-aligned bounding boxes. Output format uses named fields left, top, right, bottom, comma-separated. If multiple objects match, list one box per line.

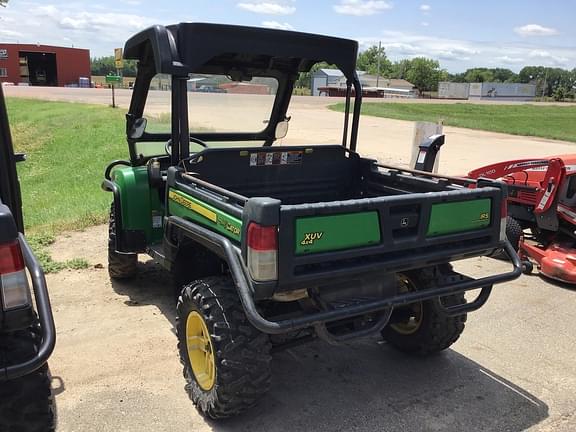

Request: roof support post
left=170, top=76, right=181, bottom=166
left=349, top=74, right=362, bottom=153
left=171, top=76, right=190, bottom=164
left=342, top=81, right=352, bottom=148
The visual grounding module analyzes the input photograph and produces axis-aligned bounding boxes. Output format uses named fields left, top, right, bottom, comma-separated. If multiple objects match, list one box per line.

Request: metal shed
left=311, top=68, right=346, bottom=96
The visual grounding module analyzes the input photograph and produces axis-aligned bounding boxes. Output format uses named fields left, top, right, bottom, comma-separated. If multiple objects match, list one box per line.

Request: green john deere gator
left=103, top=23, right=521, bottom=419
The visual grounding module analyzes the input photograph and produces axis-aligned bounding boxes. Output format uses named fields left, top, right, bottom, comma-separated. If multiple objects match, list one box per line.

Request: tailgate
left=277, top=186, right=503, bottom=287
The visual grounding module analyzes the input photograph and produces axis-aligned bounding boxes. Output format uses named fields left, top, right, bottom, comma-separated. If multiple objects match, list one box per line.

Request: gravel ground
left=7, top=86, right=575, bottom=431
left=44, top=226, right=576, bottom=432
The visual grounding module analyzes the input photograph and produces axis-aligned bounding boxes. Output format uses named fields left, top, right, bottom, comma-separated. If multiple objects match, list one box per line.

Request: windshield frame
left=127, top=67, right=294, bottom=163
left=126, top=63, right=362, bottom=166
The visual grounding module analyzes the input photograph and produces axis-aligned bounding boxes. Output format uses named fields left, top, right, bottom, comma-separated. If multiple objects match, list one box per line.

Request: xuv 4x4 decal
left=295, top=211, right=381, bottom=255
left=300, top=231, right=324, bottom=246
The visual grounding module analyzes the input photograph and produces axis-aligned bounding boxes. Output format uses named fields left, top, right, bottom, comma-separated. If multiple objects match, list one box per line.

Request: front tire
left=382, top=267, right=467, bottom=356
left=176, top=276, right=271, bottom=419
left=0, top=325, right=56, bottom=432
left=505, top=216, right=523, bottom=251
left=108, top=203, right=137, bottom=279
left=492, top=216, right=523, bottom=260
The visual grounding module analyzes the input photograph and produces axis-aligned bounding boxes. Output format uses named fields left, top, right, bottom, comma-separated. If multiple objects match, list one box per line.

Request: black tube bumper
left=167, top=216, right=522, bottom=335
left=1, top=234, right=56, bottom=381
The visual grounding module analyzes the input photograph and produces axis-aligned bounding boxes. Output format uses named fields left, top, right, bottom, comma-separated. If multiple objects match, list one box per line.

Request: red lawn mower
left=468, top=155, right=576, bottom=284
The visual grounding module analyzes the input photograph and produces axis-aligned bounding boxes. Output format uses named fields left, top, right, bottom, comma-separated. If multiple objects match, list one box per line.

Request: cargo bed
left=165, top=145, right=510, bottom=293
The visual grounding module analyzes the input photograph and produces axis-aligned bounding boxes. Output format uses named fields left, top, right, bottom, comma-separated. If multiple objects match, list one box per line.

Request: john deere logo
left=479, top=212, right=489, bottom=220
left=400, top=217, right=409, bottom=227
left=300, top=232, right=323, bottom=246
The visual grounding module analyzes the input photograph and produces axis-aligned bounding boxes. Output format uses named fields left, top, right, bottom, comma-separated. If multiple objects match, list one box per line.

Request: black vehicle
left=103, top=23, right=521, bottom=419
left=0, top=84, right=56, bottom=431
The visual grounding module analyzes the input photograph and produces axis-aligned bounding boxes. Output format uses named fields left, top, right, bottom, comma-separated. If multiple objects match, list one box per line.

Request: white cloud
left=419, top=4, right=431, bottom=11
left=514, top=24, right=558, bottom=37
left=356, top=30, right=575, bottom=71
left=421, top=21, right=429, bottom=27
left=529, top=49, right=568, bottom=65
left=237, top=1, right=295, bottom=15
left=0, top=2, right=155, bottom=54
left=0, top=29, right=23, bottom=38
left=261, top=21, right=294, bottom=30
left=121, top=0, right=142, bottom=5
left=333, top=0, right=393, bottom=16
left=31, top=5, right=152, bottom=33
left=497, top=56, right=525, bottom=64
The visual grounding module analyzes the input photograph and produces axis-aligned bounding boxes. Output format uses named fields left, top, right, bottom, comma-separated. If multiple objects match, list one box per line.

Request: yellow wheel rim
left=186, top=311, right=216, bottom=391
left=391, top=275, right=423, bottom=335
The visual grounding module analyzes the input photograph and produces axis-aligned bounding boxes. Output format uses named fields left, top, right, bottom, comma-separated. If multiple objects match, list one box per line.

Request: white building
left=468, top=82, right=536, bottom=101
left=311, top=69, right=416, bottom=98
left=439, top=82, right=536, bottom=101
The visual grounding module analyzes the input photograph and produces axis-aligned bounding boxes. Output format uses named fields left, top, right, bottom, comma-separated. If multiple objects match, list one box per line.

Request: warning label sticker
left=249, top=151, right=303, bottom=167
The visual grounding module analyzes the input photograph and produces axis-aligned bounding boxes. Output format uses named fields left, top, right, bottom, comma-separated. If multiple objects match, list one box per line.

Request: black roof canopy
left=124, top=23, right=359, bottom=79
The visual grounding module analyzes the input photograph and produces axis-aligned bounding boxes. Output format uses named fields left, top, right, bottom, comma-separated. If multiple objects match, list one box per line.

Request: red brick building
left=0, top=44, right=90, bottom=87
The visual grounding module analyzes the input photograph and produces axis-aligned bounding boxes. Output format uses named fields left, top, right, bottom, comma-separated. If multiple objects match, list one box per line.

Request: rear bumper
left=166, top=216, right=522, bottom=335
left=1, top=234, right=56, bottom=381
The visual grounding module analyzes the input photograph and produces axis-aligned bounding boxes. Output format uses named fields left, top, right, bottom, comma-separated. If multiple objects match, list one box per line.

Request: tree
left=356, top=45, right=392, bottom=76
left=446, top=72, right=466, bottom=82
left=390, top=59, right=412, bottom=80
left=394, top=57, right=444, bottom=93
left=518, top=66, right=575, bottom=98
left=464, top=68, right=494, bottom=83
left=492, top=68, right=519, bottom=83
left=90, top=56, right=138, bottom=77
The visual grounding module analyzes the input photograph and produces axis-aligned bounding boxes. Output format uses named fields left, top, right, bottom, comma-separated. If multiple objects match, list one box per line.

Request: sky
left=0, top=0, right=574, bottom=73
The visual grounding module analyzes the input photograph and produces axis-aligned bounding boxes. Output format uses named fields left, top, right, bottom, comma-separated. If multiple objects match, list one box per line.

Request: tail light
left=247, top=223, right=278, bottom=282
left=0, top=240, right=31, bottom=310
left=500, top=201, right=508, bottom=242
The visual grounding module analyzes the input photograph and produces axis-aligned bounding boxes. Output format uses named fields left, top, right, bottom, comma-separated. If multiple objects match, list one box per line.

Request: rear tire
left=108, top=203, right=137, bottom=279
left=0, top=325, right=56, bottom=432
left=176, top=276, right=271, bottom=419
left=382, top=267, right=467, bottom=356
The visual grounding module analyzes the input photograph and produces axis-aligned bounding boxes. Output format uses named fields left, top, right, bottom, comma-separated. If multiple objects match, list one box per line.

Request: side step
left=146, top=244, right=167, bottom=267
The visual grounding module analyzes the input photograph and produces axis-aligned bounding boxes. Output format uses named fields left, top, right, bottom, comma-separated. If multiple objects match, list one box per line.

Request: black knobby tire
left=176, top=276, right=272, bottom=419
left=504, top=216, right=523, bottom=252
left=108, top=203, right=137, bottom=279
left=492, top=216, right=523, bottom=260
left=0, top=325, right=55, bottom=432
left=382, top=267, right=467, bottom=356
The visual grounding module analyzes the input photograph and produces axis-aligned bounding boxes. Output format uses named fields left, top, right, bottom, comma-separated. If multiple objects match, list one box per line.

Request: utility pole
left=542, top=68, right=548, bottom=100
left=376, top=41, right=381, bottom=88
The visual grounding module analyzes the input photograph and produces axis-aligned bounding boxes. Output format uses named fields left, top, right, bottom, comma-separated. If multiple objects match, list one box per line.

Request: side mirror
left=128, top=117, right=147, bottom=139
left=275, top=117, right=291, bottom=140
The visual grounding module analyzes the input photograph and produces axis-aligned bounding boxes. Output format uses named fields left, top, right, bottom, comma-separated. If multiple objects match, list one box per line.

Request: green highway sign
left=105, top=75, right=122, bottom=83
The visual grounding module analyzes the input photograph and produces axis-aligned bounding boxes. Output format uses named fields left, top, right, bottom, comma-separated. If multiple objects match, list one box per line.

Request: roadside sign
left=105, top=74, right=122, bottom=108
left=105, top=75, right=122, bottom=83
left=114, top=48, right=123, bottom=69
